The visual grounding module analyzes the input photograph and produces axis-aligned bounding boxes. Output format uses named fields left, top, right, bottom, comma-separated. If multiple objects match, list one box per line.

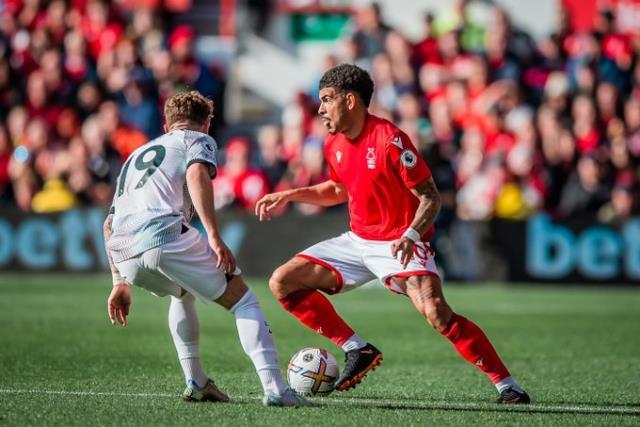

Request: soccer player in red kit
left=255, top=64, right=530, bottom=404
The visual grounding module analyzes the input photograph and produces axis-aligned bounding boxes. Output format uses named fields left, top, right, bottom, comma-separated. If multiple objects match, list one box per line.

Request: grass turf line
left=0, top=274, right=639, bottom=426
left=2, top=388, right=640, bottom=415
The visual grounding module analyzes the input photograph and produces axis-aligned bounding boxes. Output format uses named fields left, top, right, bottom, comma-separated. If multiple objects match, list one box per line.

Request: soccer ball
left=287, top=347, right=340, bottom=396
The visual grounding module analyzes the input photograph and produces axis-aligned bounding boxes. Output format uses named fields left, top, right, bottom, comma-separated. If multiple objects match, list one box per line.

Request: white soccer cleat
left=262, top=387, right=313, bottom=407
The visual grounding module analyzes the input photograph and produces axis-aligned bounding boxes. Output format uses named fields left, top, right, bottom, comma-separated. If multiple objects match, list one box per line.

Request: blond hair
left=164, top=90, right=214, bottom=128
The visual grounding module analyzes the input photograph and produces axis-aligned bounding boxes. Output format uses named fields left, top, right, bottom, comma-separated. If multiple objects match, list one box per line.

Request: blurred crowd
left=0, top=0, right=223, bottom=212
left=220, top=0, right=639, bottom=225
left=1, top=0, right=639, bottom=226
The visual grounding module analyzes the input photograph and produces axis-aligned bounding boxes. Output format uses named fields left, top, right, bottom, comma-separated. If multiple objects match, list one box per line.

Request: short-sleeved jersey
left=107, top=129, right=217, bottom=262
left=324, top=114, right=434, bottom=241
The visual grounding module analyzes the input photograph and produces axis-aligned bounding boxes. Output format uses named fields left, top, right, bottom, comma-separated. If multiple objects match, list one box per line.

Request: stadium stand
left=0, top=0, right=638, bottom=223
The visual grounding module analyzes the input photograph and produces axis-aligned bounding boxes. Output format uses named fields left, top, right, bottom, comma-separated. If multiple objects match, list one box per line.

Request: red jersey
left=324, top=114, right=434, bottom=242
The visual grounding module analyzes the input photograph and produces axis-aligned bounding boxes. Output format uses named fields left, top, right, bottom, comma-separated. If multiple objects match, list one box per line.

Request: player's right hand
left=391, top=237, right=415, bottom=269
left=107, top=284, right=132, bottom=327
left=255, top=192, right=289, bottom=221
left=209, top=237, right=236, bottom=273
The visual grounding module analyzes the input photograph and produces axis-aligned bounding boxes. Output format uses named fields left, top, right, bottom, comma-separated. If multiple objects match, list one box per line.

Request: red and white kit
left=298, top=115, right=438, bottom=294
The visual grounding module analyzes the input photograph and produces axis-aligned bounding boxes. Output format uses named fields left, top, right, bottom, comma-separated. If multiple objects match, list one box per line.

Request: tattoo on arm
left=103, top=214, right=119, bottom=275
left=409, top=178, right=441, bottom=236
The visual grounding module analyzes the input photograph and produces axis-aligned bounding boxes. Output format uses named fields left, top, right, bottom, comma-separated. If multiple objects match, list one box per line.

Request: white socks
left=168, top=289, right=287, bottom=396
left=341, top=334, right=367, bottom=352
left=230, top=289, right=287, bottom=396
left=495, top=376, right=524, bottom=393
left=168, top=293, right=209, bottom=388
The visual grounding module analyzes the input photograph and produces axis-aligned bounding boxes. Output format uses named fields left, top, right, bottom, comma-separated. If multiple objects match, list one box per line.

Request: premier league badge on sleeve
left=400, top=149, right=417, bottom=168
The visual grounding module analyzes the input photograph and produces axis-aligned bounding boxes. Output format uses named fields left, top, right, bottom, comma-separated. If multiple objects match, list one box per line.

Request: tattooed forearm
left=103, top=214, right=120, bottom=275
left=409, top=178, right=441, bottom=235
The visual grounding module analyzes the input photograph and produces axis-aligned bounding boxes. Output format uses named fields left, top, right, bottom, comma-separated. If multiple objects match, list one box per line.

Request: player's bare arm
left=104, top=213, right=132, bottom=327
left=408, top=177, right=441, bottom=235
left=255, top=180, right=348, bottom=221
left=186, top=162, right=236, bottom=273
left=103, top=213, right=126, bottom=284
left=391, top=177, right=441, bottom=268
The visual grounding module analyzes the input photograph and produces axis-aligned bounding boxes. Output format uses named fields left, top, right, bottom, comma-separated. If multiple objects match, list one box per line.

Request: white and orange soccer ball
left=287, top=348, right=340, bottom=396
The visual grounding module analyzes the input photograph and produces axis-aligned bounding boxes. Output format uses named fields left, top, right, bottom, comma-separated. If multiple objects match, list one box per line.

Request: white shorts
left=115, top=227, right=241, bottom=303
left=297, top=232, right=440, bottom=295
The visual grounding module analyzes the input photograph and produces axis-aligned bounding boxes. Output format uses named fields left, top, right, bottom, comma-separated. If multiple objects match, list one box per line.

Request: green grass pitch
left=0, top=274, right=639, bottom=426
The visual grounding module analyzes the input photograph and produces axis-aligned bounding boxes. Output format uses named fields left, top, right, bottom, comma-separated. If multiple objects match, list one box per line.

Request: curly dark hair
left=319, top=63, right=375, bottom=108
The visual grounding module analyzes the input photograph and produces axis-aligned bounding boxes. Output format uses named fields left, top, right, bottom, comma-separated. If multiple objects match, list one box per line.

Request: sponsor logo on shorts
left=413, top=244, right=432, bottom=268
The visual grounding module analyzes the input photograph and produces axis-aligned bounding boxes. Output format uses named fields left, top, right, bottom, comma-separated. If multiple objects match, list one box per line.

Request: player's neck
left=169, top=120, right=204, bottom=133
left=343, top=112, right=368, bottom=141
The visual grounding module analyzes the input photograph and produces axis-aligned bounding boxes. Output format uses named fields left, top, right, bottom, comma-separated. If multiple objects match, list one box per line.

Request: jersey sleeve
left=324, top=142, right=342, bottom=183
left=186, top=134, right=218, bottom=179
left=327, top=162, right=341, bottom=183
left=387, top=132, right=432, bottom=188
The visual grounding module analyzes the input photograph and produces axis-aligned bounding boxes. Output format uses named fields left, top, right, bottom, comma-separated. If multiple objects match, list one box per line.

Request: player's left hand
left=391, top=237, right=415, bottom=269
left=107, top=284, right=132, bottom=327
left=209, top=237, right=236, bottom=273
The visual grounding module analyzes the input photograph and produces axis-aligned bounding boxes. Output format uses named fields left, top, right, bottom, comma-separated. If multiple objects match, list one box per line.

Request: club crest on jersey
left=366, top=147, right=376, bottom=169
left=336, top=150, right=342, bottom=163
left=400, top=149, right=417, bottom=168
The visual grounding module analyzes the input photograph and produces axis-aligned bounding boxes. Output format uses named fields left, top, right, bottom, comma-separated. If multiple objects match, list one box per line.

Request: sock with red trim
left=278, top=290, right=355, bottom=347
left=441, top=313, right=512, bottom=386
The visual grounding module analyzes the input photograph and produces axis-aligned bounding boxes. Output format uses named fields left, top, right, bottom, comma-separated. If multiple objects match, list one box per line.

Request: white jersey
left=107, top=129, right=217, bottom=263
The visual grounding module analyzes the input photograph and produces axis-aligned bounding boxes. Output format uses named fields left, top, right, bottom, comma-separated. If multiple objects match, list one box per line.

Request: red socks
left=278, top=290, right=354, bottom=347
left=441, top=313, right=511, bottom=384
left=278, top=291, right=510, bottom=384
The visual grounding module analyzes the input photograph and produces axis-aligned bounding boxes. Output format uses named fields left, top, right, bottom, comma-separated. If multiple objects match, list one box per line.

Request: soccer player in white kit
left=103, top=91, right=309, bottom=407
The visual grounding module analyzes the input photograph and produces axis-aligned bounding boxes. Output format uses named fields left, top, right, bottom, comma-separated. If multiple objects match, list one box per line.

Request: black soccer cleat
left=496, top=387, right=531, bottom=404
left=334, top=343, right=383, bottom=391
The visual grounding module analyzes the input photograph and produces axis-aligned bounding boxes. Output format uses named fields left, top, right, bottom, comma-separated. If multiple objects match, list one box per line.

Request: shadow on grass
left=383, top=394, right=640, bottom=409
left=312, top=396, right=640, bottom=417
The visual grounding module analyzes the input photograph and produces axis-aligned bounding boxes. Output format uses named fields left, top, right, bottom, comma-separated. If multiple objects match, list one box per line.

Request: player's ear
left=346, top=92, right=357, bottom=110
left=163, top=123, right=168, bottom=133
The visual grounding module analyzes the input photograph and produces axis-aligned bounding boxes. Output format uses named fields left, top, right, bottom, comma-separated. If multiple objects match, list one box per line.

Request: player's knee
left=178, top=291, right=196, bottom=303
left=229, top=288, right=258, bottom=315
left=423, top=298, right=452, bottom=332
left=268, top=266, right=291, bottom=298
